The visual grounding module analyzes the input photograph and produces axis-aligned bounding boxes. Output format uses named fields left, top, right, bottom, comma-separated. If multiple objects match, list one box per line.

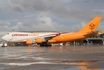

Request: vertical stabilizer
left=79, top=16, right=102, bottom=33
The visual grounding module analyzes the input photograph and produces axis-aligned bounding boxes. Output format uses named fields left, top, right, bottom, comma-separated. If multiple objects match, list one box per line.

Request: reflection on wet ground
left=0, top=46, right=104, bottom=70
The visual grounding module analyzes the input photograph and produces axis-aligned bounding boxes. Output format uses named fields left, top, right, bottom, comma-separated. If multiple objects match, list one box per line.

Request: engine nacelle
left=26, top=40, right=34, bottom=45
left=26, top=38, right=45, bottom=45
left=35, top=38, right=43, bottom=44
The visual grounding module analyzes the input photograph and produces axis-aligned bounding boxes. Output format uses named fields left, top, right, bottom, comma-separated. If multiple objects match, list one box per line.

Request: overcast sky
left=0, top=0, right=104, bottom=37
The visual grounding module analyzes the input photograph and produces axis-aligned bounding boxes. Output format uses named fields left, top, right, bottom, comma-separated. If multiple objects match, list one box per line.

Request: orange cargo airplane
left=2, top=16, right=102, bottom=46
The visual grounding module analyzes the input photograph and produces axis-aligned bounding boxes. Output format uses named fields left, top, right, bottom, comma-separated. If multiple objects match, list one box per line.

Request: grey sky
left=0, top=0, right=104, bottom=37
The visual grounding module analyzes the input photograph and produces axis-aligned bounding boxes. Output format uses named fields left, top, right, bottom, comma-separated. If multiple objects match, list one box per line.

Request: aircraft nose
left=2, top=35, right=8, bottom=41
left=2, top=35, right=13, bottom=42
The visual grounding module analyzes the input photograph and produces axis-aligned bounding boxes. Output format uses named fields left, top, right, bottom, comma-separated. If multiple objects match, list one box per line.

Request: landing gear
left=39, top=43, right=52, bottom=47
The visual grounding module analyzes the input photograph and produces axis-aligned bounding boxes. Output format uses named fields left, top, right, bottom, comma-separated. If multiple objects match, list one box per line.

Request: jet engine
left=35, top=38, right=43, bottom=44
left=26, top=38, right=48, bottom=45
left=26, top=40, right=34, bottom=45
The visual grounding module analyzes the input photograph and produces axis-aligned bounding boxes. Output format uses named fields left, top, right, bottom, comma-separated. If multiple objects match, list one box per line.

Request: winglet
left=79, top=16, right=102, bottom=33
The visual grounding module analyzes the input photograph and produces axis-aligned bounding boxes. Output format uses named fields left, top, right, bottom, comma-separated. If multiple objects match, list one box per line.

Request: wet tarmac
left=0, top=46, right=104, bottom=70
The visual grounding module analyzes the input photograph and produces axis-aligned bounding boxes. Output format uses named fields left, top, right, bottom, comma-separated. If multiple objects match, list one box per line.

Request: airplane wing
left=18, top=33, right=61, bottom=42
left=38, top=32, right=68, bottom=42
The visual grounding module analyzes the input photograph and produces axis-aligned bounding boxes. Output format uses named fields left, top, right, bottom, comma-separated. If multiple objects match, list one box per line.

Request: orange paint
left=36, top=38, right=43, bottom=44
left=48, top=16, right=102, bottom=43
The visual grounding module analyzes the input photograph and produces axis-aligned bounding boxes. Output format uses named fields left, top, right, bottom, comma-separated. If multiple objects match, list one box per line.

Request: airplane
left=2, top=16, right=102, bottom=46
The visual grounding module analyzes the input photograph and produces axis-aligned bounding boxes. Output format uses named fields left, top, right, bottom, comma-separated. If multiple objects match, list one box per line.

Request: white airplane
left=2, top=16, right=102, bottom=46
left=1, top=32, right=64, bottom=46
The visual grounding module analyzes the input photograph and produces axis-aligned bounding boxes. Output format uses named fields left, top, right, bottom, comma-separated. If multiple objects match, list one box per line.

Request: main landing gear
left=39, top=43, right=52, bottom=47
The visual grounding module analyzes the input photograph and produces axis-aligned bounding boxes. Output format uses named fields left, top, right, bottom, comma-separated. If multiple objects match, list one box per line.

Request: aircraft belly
left=54, top=34, right=84, bottom=42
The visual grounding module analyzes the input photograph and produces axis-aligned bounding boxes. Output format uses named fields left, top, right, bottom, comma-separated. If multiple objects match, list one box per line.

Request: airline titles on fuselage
left=12, top=33, right=39, bottom=36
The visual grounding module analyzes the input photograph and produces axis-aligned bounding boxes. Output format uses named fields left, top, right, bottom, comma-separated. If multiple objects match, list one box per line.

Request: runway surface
left=0, top=46, right=104, bottom=70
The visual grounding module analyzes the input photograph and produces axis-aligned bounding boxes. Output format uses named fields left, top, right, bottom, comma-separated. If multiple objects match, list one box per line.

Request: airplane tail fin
left=79, top=16, right=102, bottom=33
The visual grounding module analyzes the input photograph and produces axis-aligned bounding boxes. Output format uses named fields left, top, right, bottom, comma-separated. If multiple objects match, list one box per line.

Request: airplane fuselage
left=2, top=32, right=60, bottom=42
